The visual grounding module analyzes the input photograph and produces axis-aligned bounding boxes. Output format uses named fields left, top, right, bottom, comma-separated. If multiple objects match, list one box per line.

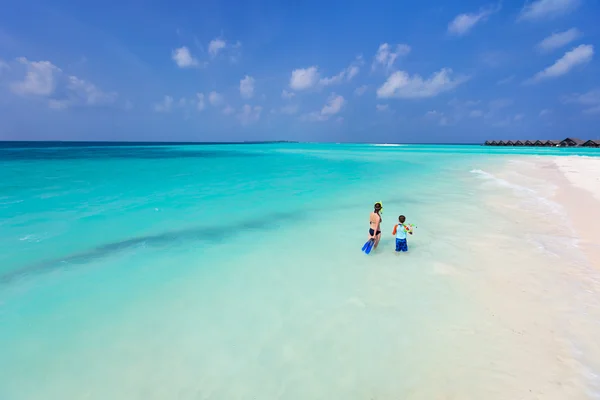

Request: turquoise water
left=1, top=143, right=599, bottom=399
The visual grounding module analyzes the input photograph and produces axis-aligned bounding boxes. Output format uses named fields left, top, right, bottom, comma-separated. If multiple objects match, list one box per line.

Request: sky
left=0, top=0, right=599, bottom=143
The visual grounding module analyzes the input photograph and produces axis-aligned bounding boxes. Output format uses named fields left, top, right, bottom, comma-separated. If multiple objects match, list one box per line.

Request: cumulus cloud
left=354, top=85, right=369, bottom=96
left=237, top=104, right=262, bottom=125
left=319, top=56, right=364, bottom=86
left=11, top=57, right=61, bottom=96
left=154, top=96, right=174, bottom=112
left=207, top=38, right=242, bottom=62
left=376, top=104, right=390, bottom=112
left=240, top=75, right=255, bottom=99
left=321, top=93, right=345, bottom=116
left=172, top=46, right=200, bottom=68
left=537, top=28, right=582, bottom=53
left=527, top=44, right=593, bottom=83
left=208, top=38, right=227, bottom=57
left=302, top=93, right=345, bottom=122
left=10, top=57, right=118, bottom=109
left=448, top=4, right=500, bottom=36
left=518, top=0, right=580, bottom=21
left=289, top=66, right=319, bottom=90
left=372, top=43, right=411, bottom=72
left=208, top=91, right=224, bottom=106
left=377, top=68, right=468, bottom=99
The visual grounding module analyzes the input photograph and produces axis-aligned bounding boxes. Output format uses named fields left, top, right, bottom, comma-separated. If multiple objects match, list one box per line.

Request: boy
left=392, top=215, right=412, bottom=252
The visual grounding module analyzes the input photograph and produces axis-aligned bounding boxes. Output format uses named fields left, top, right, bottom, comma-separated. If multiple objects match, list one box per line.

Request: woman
left=369, top=202, right=383, bottom=250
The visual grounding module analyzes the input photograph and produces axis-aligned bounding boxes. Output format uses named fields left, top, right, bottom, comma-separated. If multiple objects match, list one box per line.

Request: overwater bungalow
left=582, top=139, right=600, bottom=148
left=514, top=140, right=524, bottom=146
left=533, top=140, right=546, bottom=146
left=524, top=140, right=534, bottom=146
left=505, top=140, right=515, bottom=146
left=559, top=137, right=584, bottom=147
left=497, top=140, right=505, bottom=145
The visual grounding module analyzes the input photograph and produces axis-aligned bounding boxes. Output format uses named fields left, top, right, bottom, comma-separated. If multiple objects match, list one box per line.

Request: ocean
left=1, top=142, right=599, bottom=399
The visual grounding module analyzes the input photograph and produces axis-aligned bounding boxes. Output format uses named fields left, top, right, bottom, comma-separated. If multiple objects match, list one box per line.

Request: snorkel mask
left=375, top=201, right=384, bottom=214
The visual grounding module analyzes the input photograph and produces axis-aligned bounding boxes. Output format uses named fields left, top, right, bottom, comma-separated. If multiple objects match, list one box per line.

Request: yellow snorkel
left=375, top=201, right=383, bottom=214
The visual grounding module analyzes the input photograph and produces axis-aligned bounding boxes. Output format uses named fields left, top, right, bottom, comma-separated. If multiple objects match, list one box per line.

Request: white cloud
left=281, top=90, right=295, bottom=99
left=240, top=75, right=255, bottom=99
left=448, top=5, right=500, bottom=36
left=222, top=105, right=235, bottom=115
left=237, top=104, right=262, bottom=125
left=302, top=93, right=346, bottom=122
left=154, top=95, right=174, bottom=112
left=539, top=109, right=551, bottom=116
left=372, top=43, right=411, bottom=72
left=289, top=66, right=320, bottom=90
left=321, top=93, right=345, bottom=116
left=528, top=44, right=593, bottom=83
left=354, top=85, right=368, bottom=96
left=518, top=0, right=580, bottom=21
left=320, top=56, right=363, bottom=86
left=537, top=28, right=582, bottom=53
left=377, top=68, right=468, bottom=99
left=470, top=110, right=484, bottom=117
left=514, top=113, right=525, bottom=121
left=172, top=46, right=199, bottom=68
left=10, top=57, right=117, bottom=109
left=61, top=76, right=118, bottom=107
left=196, top=93, right=205, bottom=111
left=208, top=38, right=227, bottom=57
left=208, top=91, right=224, bottom=106
left=376, top=104, right=390, bottom=112
left=11, top=57, right=60, bottom=96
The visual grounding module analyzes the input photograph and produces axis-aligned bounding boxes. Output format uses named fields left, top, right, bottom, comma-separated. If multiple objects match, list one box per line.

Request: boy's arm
left=392, top=224, right=397, bottom=235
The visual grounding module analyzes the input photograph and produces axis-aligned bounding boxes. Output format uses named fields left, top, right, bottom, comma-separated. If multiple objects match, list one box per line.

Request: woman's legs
left=373, top=232, right=381, bottom=249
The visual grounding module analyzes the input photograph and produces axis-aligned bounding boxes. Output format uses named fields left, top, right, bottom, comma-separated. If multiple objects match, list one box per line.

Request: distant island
left=484, top=137, right=599, bottom=148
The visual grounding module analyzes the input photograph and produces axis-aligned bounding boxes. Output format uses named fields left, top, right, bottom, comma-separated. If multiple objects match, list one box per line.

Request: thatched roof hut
left=559, top=137, right=584, bottom=147
left=582, top=139, right=600, bottom=148
left=497, top=140, right=505, bottom=145
left=524, top=140, right=534, bottom=146
left=514, top=140, right=524, bottom=146
left=505, top=140, right=515, bottom=146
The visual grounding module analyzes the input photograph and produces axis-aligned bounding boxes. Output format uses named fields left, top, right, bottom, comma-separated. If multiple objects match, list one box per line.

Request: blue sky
left=0, top=0, right=599, bottom=143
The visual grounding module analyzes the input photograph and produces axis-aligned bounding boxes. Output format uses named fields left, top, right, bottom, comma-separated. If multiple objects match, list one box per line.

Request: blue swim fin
left=364, top=239, right=375, bottom=254
left=362, top=240, right=372, bottom=252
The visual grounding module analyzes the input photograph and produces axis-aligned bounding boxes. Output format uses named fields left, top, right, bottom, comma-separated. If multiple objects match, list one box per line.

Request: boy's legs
left=398, top=239, right=408, bottom=252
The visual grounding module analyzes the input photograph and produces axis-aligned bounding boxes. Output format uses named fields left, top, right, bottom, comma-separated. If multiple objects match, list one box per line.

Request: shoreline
left=493, top=155, right=600, bottom=398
